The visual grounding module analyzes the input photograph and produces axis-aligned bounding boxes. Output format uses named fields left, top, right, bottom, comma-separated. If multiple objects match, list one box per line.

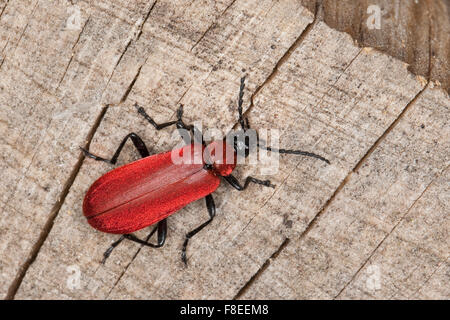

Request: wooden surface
left=0, top=0, right=448, bottom=299
left=300, top=0, right=450, bottom=93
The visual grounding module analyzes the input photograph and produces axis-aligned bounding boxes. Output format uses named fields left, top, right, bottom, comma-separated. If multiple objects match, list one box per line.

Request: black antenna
left=258, top=142, right=330, bottom=164
left=237, top=76, right=329, bottom=164
left=238, top=76, right=246, bottom=131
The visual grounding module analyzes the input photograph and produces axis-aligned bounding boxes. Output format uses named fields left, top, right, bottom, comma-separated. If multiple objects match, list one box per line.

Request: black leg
left=101, top=219, right=167, bottom=264
left=181, top=194, right=215, bottom=265
left=136, top=103, right=204, bottom=145
left=179, top=123, right=205, bottom=145
left=81, top=132, right=150, bottom=165
left=223, top=174, right=275, bottom=190
left=124, top=218, right=167, bottom=248
left=101, top=235, right=126, bottom=264
left=135, top=103, right=178, bottom=130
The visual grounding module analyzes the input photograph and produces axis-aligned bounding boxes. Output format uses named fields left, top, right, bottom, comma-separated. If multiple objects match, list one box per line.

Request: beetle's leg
left=102, top=235, right=126, bottom=264
left=223, top=174, right=275, bottom=190
left=173, top=105, right=204, bottom=145
left=181, top=194, right=215, bottom=265
left=102, top=235, right=128, bottom=264
left=124, top=219, right=167, bottom=248
left=135, top=103, right=178, bottom=130
left=136, top=103, right=205, bottom=145
left=80, top=132, right=150, bottom=165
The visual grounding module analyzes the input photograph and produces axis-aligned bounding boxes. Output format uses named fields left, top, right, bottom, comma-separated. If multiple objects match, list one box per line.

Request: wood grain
left=239, top=83, right=449, bottom=299
left=301, top=0, right=449, bottom=93
left=0, top=0, right=448, bottom=299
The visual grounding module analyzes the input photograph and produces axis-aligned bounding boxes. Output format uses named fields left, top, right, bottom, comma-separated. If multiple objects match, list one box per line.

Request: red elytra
left=83, top=141, right=236, bottom=234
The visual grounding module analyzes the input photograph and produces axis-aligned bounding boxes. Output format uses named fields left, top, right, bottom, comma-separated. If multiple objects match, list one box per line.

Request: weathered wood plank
left=16, top=13, right=427, bottom=298
left=14, top=0, right=315, bottom=299
left=300, top=0, right=450, bottom=93
left=0, top=0, right=447, bottom=300
left=240, top=84, right=449, bottom=299
left=0, top=0, right=157, bottom=298
left=338, top=168, right=449, bottom=299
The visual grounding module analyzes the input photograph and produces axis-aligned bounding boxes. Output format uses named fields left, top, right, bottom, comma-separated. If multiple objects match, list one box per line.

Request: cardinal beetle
left=81, top=77, right=330, bottom=265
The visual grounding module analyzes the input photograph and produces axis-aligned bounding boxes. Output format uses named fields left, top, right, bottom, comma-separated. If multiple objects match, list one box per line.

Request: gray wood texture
left=0, top=0, right=448, bottom=299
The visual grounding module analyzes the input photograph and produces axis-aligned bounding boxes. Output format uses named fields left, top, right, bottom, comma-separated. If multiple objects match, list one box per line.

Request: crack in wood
left=232, top=47, right=430, bottom=299
left=103, top=1, right=158, bottom=95
left=352, top=81, right=429, bottom=173
left=237, top=49, right=364, bottom=238
left=136, top=0, right=157, bottom=41
left=0, top=1, right=39, bottom=71
left=191, top=22, right=216, bottom=52
left=5, top=106, right=109, bottom=300
left=105, top=238, right=149, bottom=299
left=0, top=0, right=10, bottom=20
left=427, top=0, right=432, bottom=80
left=407, top=255, right=449, bottom=299
left=241, top=6, right=319, bottom=124
left=334, top=165, right=449, bottom=299
left=231, top=3, right=327, bottom=298
left=2, top=2, right=159, bottom=293
left=0, top=8, right=9, bottom=71
left=120, top=63, right=143, bottom=103
left=57, top=17, right=91, bottom=91
left=71, top=16, right=90, bottom=50
left=190, top=0, right=237, bottom=52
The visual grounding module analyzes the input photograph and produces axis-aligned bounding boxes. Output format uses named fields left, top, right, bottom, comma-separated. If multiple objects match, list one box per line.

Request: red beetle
left=81, top=77, right=329, bottom=264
